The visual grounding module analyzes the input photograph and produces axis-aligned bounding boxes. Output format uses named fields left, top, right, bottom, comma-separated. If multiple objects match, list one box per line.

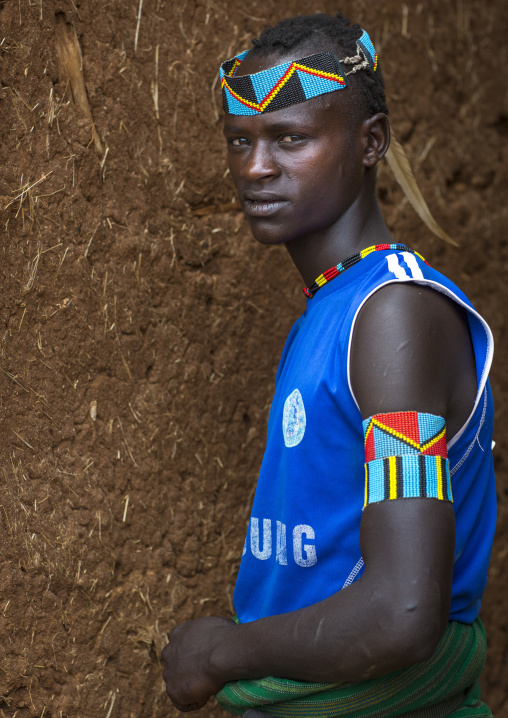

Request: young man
left=162, top=14, right=495, bottom=717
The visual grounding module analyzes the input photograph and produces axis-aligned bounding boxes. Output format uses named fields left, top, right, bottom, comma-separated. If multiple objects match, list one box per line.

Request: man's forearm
left=210, top=500, right=454, bottom=686
left=212, top=574, right=436, bottom=684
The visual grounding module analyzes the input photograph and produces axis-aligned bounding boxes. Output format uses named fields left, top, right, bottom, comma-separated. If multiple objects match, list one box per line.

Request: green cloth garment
left=215, top=618, right=491, bottom=717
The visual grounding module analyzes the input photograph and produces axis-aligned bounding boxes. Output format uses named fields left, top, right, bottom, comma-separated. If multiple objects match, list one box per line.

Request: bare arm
left=162, top=282, right=476, bottom=710
left=208, top=500, right=455, bottom=682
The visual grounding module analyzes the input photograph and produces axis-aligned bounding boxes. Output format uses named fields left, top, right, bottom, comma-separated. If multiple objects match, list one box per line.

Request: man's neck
left=285, top=188, right=393, bottom=287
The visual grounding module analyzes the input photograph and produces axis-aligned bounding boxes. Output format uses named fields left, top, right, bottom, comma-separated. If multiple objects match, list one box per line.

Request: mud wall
left=0, top=1, right=507, bottom=715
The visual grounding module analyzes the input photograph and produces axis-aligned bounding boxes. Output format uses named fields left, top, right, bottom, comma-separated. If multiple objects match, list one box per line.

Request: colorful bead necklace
left=303, top=244, right=428, bottom=298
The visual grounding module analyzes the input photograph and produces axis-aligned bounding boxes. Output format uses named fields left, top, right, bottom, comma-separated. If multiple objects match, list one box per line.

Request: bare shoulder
left=353, top=282, right=470, bottom=346
left=350, top=282, right=476, bottom=436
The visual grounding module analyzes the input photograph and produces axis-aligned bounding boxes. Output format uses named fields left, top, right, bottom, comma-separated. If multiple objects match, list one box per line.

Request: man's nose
left=243, top=142, right=279, bottom=182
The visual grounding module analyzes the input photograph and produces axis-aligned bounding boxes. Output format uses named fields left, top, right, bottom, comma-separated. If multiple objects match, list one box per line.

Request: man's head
left=221, top=13, right=388, bottom=122
left=221, top=13, right=390, bottom=248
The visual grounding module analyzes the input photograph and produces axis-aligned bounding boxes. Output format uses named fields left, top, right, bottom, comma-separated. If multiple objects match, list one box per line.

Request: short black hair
left=248, top=13, right=388, bottom=117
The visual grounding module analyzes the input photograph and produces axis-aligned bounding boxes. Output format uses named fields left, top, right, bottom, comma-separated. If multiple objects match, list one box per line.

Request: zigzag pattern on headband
left=220, top=29, right=378, bottom=116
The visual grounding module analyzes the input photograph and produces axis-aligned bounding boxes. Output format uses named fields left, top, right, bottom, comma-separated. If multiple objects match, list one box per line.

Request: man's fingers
left=172, top=700, right=208, bottom=712
left=160, top=640, right=171, bottom=665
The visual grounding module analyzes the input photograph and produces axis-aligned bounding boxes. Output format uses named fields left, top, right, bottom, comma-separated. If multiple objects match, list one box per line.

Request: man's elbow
left=383, top=592, right=448, bottom=667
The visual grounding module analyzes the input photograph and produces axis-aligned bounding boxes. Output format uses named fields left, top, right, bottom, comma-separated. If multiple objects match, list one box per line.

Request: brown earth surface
left=0, top=0, right=507, bottom=716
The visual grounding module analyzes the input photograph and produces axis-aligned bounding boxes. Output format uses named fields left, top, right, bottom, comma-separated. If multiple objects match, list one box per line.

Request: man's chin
left=248, top=219, right=294, bottom=247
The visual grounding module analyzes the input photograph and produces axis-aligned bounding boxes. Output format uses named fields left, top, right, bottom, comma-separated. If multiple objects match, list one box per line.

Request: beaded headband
left=220, top=29, right=378, bottom=116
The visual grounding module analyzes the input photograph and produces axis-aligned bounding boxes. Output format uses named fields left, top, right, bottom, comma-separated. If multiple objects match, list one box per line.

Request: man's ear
left=362, top=113, right=390, bottom=167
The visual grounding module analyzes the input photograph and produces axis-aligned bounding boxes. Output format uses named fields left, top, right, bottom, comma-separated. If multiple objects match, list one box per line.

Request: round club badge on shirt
left=283, top=388, right=306, bottom=447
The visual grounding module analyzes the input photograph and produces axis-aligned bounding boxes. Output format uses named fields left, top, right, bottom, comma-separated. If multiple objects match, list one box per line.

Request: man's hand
left=161, top=615, right=237, bottom=712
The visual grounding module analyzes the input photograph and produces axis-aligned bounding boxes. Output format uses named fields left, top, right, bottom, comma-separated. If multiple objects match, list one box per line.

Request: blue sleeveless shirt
left=233, top=248, right=495, bottom=625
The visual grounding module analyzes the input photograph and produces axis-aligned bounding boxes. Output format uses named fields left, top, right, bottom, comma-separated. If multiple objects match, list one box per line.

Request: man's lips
left=242, top=192, right=288, bottom=218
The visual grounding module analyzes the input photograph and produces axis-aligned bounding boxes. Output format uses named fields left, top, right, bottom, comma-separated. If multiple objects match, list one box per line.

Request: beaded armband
left=363, top=411, right=452, bottom=508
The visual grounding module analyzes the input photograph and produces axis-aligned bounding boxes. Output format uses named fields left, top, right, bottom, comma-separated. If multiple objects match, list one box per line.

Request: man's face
left=223, top=53, right=368, bottom=246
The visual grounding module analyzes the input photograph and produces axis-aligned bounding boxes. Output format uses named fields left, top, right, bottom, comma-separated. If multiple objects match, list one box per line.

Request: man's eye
left=230, top=137, right=248, bottom=146
left=280, top=134, right=303, bottom=143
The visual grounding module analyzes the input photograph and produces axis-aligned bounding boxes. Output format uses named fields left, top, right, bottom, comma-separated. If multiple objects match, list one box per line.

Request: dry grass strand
left=385, top=133, right=458, bottom=246
left=54, top=13, right=102, bottom=154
